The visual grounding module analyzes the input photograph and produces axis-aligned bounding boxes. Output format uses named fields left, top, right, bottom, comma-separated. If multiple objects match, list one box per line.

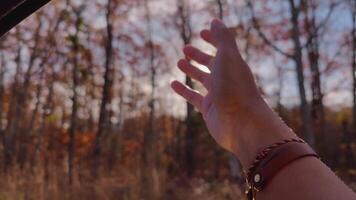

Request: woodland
left=0, top=0, right=355, bottom=199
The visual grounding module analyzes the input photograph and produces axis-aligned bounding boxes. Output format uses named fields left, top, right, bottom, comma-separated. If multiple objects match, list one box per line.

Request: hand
left=171, top=19, right=297, bottom=168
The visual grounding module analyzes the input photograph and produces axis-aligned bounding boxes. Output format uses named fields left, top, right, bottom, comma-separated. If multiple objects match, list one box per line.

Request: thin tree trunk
left=216, top=0, right=224, bottom=20
left=68, top=11, right=81, bottom=185
left=276, top=65, right=284, bottom=115
left=42, top=69, right=55, bottom=182
left=351, top=0, right=356, bottom=141
left=5, top=28, right=22, bottom=171
left=289, top=0, right=314, bottom=147
left=17, top=20, right=43, bottom=168
left=141, top=0, right=159, bottom=198
left=215, top=0, right=225, bottom=179
left=304, top=0, right=325, bottom=138
left=176, top=0, right=196, bottom=177
left=29, top=60, right=48, bottom=170
left=36, top=12, right=63, bottom=179
left=92, top=0, right=115, bottom=176
left=0, top=51, right=5, bottom=173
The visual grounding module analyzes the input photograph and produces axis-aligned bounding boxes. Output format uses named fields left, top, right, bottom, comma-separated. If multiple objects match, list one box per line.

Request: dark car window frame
left=0, top=0, right=51, bottom=37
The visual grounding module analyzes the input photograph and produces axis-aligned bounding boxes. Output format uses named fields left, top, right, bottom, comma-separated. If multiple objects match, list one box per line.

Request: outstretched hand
left=171, top=19, right=294, bottom=168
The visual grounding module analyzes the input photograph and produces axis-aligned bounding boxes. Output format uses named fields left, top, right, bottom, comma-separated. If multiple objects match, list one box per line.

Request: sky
left=6, top=0, right=355, bottom=121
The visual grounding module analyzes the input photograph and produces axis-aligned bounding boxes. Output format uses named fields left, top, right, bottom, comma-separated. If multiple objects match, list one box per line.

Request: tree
left=176, top=0, right=197, bottom=177
left=140, top=0, right=160, bottom=198
left=302, top=0, right=339, bottom=137
left=247, top=0, right=314, bottom=146
left=0, top=46, right=5, bottom=173
left=92, top=0, right=115, bottom=176
left=17, top=15, right=44, bottom=168
left=216, top=0, right=224, bottom=20
left=67, top=5, right=84, bottom=185
left=4, top=28, right=22, bottom=171
left=349, top=0, right=356, bottom=138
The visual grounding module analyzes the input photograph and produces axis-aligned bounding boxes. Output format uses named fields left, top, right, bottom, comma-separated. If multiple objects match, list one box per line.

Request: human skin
left=171, top=19, right=356, bottom=200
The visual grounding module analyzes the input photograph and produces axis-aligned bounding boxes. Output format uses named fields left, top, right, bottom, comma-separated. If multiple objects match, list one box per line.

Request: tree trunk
left=0, top=51, right=5, bottom=173
left=303, top=0, right=325, bottom=139
left=4, top=29, right=22, bottom=171
left=68, top=11, right=81, bottom=185
left=29, top=60, right=48, bottom=170
left=351, top=0, right=356, bottom=141
left=92, top=0, right=115, bottom=176
left=176, top=0, right=196, bottom=177
left=289, top=0, right=314, bottom=147
left=140, top=0, right=159, bottom=199
left=276, top=65, right=284, bottom=115
left=17, top=20, right=43, bottom=168
left=216, top=0, right=224, bottom=20
left=42, top=69, right=55, bottom=182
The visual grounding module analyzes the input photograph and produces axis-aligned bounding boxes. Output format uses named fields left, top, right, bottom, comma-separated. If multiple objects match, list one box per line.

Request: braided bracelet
left=245, top=138, right=304, bottom=179
left=244, top=138, right=318, bottom=200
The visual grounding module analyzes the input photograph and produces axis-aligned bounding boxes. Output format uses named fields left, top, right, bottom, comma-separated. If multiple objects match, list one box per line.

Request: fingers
left=200, top=29, right=216, bottom=47
left=183, top=45, right=213, bottom=67
left=171, top=80, right=203, bottom=112
left=177, top=59, right=210, bottom=88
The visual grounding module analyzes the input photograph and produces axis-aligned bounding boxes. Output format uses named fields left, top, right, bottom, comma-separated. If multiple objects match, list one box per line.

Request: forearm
left=232, top=100, right=356, bottom=200
left=231, top=99, right=298, bottom=169
left=257, top=156, right=356, bottom=200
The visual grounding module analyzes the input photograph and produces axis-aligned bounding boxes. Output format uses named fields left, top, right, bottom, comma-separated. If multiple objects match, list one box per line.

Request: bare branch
left=246, top=0, right=294, bottom=59
left=303, top=0, right=340, bottom=48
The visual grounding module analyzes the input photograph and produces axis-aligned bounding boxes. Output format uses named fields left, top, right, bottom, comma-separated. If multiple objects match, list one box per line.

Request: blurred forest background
left=0, top=0, right=355, bottom=199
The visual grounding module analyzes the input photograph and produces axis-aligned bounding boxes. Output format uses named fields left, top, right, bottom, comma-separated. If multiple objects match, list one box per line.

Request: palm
left=173, top=51, right=239, bottom=151
left=201, top=93, right=232, bottom=150
left=171, top=19, right=257, bottom=152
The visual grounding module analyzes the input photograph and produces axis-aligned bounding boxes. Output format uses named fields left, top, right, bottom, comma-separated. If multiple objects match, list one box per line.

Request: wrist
left=231, top=100, right=299, bottom=169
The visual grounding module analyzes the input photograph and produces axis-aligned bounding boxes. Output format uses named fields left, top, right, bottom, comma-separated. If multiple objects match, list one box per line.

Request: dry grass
left=0, top=163, right=245, bottom=200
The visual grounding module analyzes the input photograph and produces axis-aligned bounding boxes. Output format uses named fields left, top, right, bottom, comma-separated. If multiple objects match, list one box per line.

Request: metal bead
left=254, top=173, right=261, bottom=183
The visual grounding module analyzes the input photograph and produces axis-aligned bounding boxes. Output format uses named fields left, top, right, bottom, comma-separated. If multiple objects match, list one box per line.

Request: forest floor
left=0, top=168, right=355, bottom=200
